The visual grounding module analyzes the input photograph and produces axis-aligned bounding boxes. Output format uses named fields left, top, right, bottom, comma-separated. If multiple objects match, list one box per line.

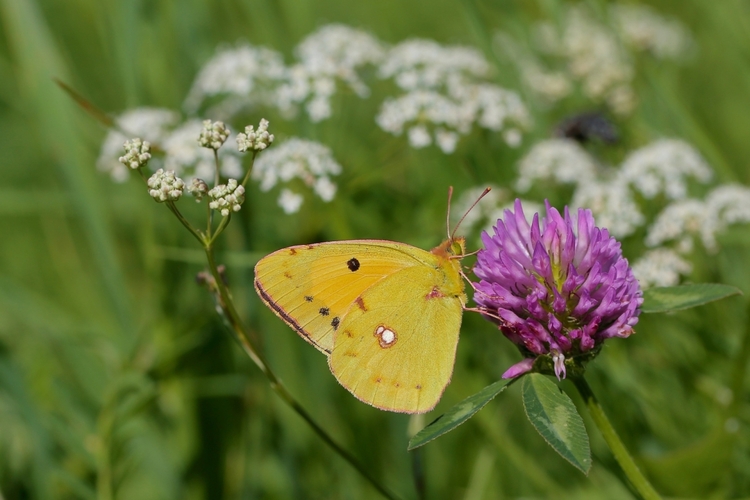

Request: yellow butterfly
left=254, top=190, right=486, bottom=414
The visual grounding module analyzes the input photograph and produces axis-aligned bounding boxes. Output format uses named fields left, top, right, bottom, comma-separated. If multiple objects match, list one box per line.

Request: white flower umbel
left=407, top=124, right=432, bottom=148
left=647, top=184, right=750, bottom=253
left=162, top=120, right=243, bottom=182
left=98, top=108, right=179, bottom=182
left=561, top=6, right=635, bottom=115
left=236, top=118, right=275, bottom=152
left=118, top=138, right=151, bottom=170
left=252, top=138, right=342, bottom=211
left=188, top=178, right=208, bottom=202
left=198, top=120, right=230, bottom=150
left=275, top=25, right=385, bottom=122
left=208, top=179, right=245, bottom=216
left=379, top=39, right=489, bottom=91
left=376, top=85, right=529, bottom=153
left=147, top=169, right=185, bottom=202
left=377, top=90, right=467, bottom=135
left=645, top=199, right=705, bottom=249
left=632, top=248, right=692, bottom=288
left=376, top=38, right=529, bottom=153
left=572, top=178, right=645, bottom=238
left=278, top=188, right=304, bottom=214
left=515, top=139, right=598, bottom=192
left=706, top=184, right=750, bottom=234
left=526, top=7, right=635, bottom=115
left=610, top=4, right=692, bottom=60
left=185, top=44, right=288, bottom=112
left=620, top=139, right=712, bottom=200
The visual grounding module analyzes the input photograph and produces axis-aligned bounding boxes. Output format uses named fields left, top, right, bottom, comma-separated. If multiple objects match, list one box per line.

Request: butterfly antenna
left=450, top=187, right=492, bottom=240
left=446, top=186, right=454, bottom=242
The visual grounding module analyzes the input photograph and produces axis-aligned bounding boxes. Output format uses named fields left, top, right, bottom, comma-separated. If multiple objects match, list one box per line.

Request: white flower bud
left=198, top=120, right=230, bottom=150
left=147, top=169, right=185, bottom=202
left=188, top=178, right=209, bottom=202
left=208, top=178, right=246, bottom=216
left=118, top=138, right=152, bottom=170
left=237, top=118, right=275, bottom=152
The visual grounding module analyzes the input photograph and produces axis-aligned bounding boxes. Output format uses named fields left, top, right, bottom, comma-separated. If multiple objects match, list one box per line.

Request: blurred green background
left=1, top=0, right=749, bottom=498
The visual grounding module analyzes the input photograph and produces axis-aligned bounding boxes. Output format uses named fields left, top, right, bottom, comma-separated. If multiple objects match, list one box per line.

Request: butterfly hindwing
left=254, top=241, right=429, bottom=353
left=329, top=264, right=465, bottom=414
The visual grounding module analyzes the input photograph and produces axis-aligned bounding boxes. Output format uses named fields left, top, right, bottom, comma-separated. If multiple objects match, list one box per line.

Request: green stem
left=572, top=377, right=661, bottom=500
left=166, top=201, right=205, bottom=245
left=203, top=245, right=400, bottom=500
left=729, top=300, right=750, bottom=415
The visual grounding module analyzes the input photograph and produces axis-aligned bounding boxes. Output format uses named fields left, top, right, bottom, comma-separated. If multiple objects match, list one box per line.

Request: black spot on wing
left=331, top=317, right=340, bottom=330
left=347, top=258, right=360, bottom=272
left=319, top=307, right=330, bottom=316
left=304, top=296, right=314, bottom=302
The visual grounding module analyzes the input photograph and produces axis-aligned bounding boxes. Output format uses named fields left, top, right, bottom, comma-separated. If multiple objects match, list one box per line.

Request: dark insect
left=555, top=112, right=618, bottom=144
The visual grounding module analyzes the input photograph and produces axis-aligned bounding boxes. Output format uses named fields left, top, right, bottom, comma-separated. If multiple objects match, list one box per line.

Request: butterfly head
left=432, top=236, right=466, bottom=259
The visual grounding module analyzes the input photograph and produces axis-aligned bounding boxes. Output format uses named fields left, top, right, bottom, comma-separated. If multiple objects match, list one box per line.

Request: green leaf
left=522, top=374, right=591, bottom=474
left=642, top=284, right=742, bottom=313
left=408, top=379, right=511, bottom=450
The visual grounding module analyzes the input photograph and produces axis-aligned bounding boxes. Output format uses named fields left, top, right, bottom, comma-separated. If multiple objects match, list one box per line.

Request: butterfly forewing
left=254, top=241, right=429, bottom=353
left=329, top=263, right=465, bottom=414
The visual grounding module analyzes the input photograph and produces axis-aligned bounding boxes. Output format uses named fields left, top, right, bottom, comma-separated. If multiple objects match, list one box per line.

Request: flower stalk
left=572, top=377, right=662, bottom=500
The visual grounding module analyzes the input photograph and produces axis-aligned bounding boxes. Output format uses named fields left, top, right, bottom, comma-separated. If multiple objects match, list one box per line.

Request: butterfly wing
left=329, top=263, right=465, bottom=414
left=254, top=241, right=427, bottom=353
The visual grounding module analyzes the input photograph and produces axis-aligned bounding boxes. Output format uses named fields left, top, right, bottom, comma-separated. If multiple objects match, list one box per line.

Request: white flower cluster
left=378, top=39, right=489, bottom=90
left=185, top=45, right=288, bottom=113
left=646, top=184, right=750, bottom=253
left=517, top=138, right=713, bottom=239
left=499, top=4, right=691, bottom=115
left=252, top=138, right=342, bottom=213
left=162, top=120, right=243, bottom=182
left=620, top=139, right=712, bottom=199
left=571, top=178, right=645, bottom=238
left=610, top=4, right=692, bottom=59
left=147, top=169, right=185, bottom=202
left=99, top=111, right=244, bottom=184
left=376, top=40, right=529, bottom=152
left=208, top=179, right=246, bottom=216
left=236, top=118, right=275, bottom=152
left=199, top=120, right=230, bottom=150
left=182, top=27, right=529, bottom=153
left=631, top=248, right=693, bottom=289
left=516, top=138, right=749, bottom=287
left=186, top=26, right=385, bottom=123
left=188, top=178, right=208, bottom=202
left=277, top=24, right=386, bottom=122
left=542, top=6, right=635, bottom=115
left=118, top=138, right=151, bottom=170
left=515, top=139, right=598, bottom=192
left=98, top=108, right=179, bottom=182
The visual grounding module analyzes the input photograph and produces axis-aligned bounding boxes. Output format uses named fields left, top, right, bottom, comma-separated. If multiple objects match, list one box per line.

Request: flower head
left=147, top=169, right=185, bottom=202
left=474, top=200, right=642, bottom=380
left=251, top=138, right=342, bottom=213
left=118, top=138, right=151, bottom=170
left=199, top=120, right=230, bottom=150
left=208, top=178, right=245, bottom=216
left=188, top=178, right=209, bottom=202
left=236, top=118, right=274, bottom=152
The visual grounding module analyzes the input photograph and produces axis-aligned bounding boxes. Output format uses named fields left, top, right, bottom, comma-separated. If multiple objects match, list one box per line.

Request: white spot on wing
left=374, top=324, right=397, bottom=348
